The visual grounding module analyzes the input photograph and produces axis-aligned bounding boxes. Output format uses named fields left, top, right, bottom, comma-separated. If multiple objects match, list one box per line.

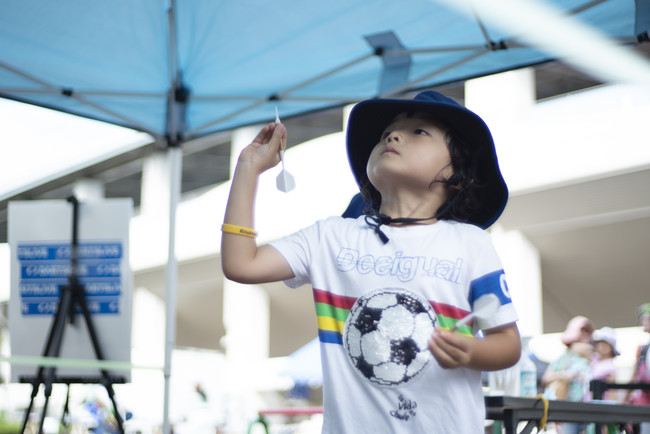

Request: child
left=542, top=316, right=594, bottom=434
left=542, top=316, right=594, bottom=401
left=626, top=303, right=650, bottom=406
left=221, top=91, right=521, bottom=433
left=590, top=327, right=619, bottom=401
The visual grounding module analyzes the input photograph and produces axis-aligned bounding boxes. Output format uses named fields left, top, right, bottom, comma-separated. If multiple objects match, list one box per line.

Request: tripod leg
left=103, top=381, right=125, bottom=434
left=21, top=384, right=38, bottom=434
left=22, top=285, right=75, bottom=434
left=75, top=287, right=125, bottom=434
left=61, top=384, right=71, bottom=427
left=39, top=288, right=75, bottom=432
left=38, top=394, right=51, bottom=434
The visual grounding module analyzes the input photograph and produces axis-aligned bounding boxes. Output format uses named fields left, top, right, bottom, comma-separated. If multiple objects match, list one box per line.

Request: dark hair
left=361, top=114, right=486, bottom=224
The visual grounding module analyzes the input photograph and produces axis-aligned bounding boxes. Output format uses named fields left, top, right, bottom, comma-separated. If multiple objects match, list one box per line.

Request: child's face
left=366, top=112, right=452, bottom=195
left=594, top=340, right=614, bottom=359
left=575, top=324, right=594, bottom=344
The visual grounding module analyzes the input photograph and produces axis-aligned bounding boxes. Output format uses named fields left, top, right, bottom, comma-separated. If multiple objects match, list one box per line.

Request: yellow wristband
left=221, top=223, right=257, bottom=238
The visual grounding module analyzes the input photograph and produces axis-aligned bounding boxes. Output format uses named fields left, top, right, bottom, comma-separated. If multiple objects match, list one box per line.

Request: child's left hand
left=428, top=328, right=473, bottom=369
left=429, top=323, right=520, bottom=371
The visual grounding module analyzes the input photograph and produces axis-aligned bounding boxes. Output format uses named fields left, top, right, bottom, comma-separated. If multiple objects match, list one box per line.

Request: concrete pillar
left=219, top=279, right=270, bottom=433
left=222, top=280, right=270, bottom=361
left=138, top=148, right=183, bottom=432
left=137, top=150, right=178, bottom=265
left=464, top=68, right=536, bottom=185
left=128, top=287, right=166, bottom=421
left=219, top=126, right=271, bottom=432
left=230, top=125, right=262, bottom=176
left=490, top=225, right=543, bottom=337
left=222, top=125, right=271, bottom=362
left=464, top=68, right=536, bottom=126
left=465, top=69, right=543, bottom=337
left=140, top=150, right=173, bottom=218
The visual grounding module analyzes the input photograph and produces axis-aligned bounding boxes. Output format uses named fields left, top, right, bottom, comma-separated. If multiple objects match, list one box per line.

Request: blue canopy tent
left=2, top=0, right=648, bottom=140
left=1, top=0, right=649, bottom=431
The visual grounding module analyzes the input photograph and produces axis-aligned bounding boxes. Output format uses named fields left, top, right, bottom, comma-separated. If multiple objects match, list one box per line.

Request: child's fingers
left=254, top=123, right=285, bottom=151
left=245, top=123, right=287, bottom=172
left=429, top=329, right=471, bottom=369
left=430, top=330, right=458, bottom=355
left=429, top=340, right=459, bottom=369
left=252, top=123, right=277, bottom=145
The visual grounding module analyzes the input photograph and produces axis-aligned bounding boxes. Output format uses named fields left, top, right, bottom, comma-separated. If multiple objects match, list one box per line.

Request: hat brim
left=346, top=95, right=508, bottom=229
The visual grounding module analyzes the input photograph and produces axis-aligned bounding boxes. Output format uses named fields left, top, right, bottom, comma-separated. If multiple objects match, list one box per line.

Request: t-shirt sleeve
left=269, top=220, right=323, bottom=288
left=467, top=230, right=519, bottom=331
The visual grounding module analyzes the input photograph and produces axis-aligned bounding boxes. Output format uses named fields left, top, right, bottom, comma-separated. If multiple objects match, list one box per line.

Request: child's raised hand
left=238, top=122, right=286, bottom=174
left=428, top=328, right=473, bottom=369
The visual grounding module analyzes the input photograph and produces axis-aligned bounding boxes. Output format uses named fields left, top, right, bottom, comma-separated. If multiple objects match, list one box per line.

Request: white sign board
left=8, top=199, right=133, bottom=382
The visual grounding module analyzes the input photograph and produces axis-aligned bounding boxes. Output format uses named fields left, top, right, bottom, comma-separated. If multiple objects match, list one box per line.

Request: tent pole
left=162, top=145, right=181, bottom=434
left=163, top=0, right=182, bottom=430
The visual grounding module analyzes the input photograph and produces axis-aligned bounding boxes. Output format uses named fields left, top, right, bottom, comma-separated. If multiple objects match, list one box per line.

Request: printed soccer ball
left=343, top=288, right=437, bottom=387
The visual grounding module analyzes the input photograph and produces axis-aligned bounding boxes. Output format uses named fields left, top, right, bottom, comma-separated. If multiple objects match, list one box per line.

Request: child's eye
left=414, top=129, right=428, bottom=135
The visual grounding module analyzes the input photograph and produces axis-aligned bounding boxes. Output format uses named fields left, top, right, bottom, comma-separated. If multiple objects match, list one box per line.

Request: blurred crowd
left=539, top=303, right=650, bottom=434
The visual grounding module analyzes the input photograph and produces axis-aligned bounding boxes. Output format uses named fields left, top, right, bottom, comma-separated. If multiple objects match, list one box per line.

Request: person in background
left=625, top=303, right=650, bottom=434
left=542, top=315, right=595, bottom=434
left=589, top=327, right=619, bottom=401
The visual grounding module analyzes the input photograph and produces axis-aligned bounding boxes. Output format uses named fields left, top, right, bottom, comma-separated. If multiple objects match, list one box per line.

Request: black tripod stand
left=21, top=196, right=125, bottom=434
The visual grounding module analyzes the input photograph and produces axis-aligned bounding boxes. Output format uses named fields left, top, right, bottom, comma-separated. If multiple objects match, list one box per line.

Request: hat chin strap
left=364, top=198, right=456, bottom=244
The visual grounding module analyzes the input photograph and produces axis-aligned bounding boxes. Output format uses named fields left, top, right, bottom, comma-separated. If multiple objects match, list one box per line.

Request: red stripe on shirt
left=430, top=301, right=469, bottom=320
left=312, top=288, right=357, bottom=310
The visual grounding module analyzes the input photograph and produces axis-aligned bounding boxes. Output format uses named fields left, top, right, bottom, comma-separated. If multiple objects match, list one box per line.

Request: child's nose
left=387, top=131, right=400, bottom=142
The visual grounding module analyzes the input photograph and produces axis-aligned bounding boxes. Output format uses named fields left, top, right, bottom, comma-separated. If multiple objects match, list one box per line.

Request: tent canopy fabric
left=1, top=0, right=648, bottom=147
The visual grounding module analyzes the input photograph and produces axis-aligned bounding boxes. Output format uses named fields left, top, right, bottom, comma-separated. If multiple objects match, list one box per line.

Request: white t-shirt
left=270, top=216, right=518, bottom=434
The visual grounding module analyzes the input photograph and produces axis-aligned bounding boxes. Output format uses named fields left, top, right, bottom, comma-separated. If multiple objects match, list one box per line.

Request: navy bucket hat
left=346, top=90, right=508, bottom=229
